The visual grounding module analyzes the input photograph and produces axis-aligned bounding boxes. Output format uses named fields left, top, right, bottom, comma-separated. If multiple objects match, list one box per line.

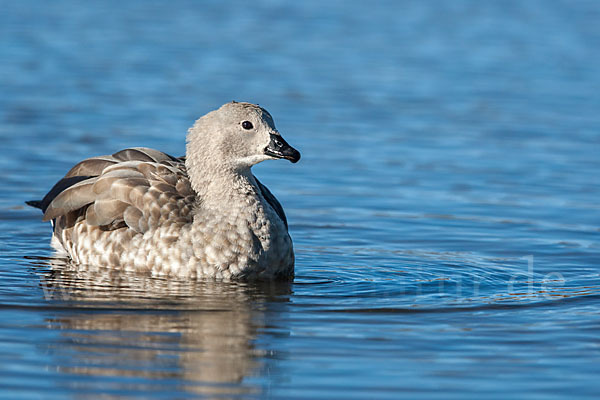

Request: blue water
left=1, top=0, right=599, bottom=398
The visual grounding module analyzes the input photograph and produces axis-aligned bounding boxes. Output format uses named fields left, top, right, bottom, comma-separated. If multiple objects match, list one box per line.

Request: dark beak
left=264, top=133, right=301, bottom=163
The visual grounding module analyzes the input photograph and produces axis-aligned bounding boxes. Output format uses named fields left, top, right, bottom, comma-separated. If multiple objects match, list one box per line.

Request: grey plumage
left=28, top=102, right=300, bottom=280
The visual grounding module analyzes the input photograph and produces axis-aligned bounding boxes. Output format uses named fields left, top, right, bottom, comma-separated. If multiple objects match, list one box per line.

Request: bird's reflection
left=30, top=256, right=291, bottom=397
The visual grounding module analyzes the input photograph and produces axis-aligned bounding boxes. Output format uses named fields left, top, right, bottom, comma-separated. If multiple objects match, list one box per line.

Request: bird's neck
left=187, top=159, right=261, bottom=211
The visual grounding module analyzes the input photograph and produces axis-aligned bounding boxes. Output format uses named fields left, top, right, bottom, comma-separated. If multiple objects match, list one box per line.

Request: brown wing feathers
left=33, top=148, right=194, bottom=234
left=43, top=177, right=100, bottom=221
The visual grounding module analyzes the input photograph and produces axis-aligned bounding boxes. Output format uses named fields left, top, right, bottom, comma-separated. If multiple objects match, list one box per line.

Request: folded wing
left=42, top=147, right=196, bottom=234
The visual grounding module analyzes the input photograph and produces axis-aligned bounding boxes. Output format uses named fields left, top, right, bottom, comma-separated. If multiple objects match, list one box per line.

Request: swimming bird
left=27, top=102, right=300, bottom=280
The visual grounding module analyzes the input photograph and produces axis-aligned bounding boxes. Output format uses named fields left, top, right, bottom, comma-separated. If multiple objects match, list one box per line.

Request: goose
left=27, top=101, right=300, bottom=280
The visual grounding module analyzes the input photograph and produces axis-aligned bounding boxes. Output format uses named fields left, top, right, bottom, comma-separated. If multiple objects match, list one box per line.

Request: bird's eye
left=241, top=121, right=253, bottom=130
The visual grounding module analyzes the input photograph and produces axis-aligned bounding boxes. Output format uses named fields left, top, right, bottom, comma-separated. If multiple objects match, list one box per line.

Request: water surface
left=1, top=1, right=599, bottom=398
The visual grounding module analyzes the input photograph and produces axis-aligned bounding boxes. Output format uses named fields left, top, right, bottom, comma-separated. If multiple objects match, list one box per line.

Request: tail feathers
left=26, top=200, right=43, bottom=210
left=26, top=175, right=96, bottom=215
left=26, top=199, right=56, bottom=231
